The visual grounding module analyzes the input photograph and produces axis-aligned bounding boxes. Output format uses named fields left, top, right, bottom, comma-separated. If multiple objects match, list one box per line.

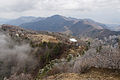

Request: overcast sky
left=0, top=0, right=120, bottom=24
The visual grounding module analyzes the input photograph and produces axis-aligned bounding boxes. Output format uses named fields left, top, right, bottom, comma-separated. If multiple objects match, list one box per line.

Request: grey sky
left=0, top=0, right=120, bottom=24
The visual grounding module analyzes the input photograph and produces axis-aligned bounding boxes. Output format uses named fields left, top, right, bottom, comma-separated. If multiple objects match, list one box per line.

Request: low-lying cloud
left=0, top=32, right=37, bottom=78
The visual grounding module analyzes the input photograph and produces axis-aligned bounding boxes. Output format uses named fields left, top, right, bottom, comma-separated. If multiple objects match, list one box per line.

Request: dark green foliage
left=117, top=39, right=120, bottom=49
left=45, top=51, right=51, bottom=63
left=85, top=45, right=89, bottom=51
left=53, top=43, right=62, bottom=56
left=67, top=54, right=72, bottom=62
left=81, top=50, right=85, bottom=55
left=85, top=41, right=91, bottom=51
left=88, top=42, right=91, bottom=47
left=96, top=46, right=102, bottom=53
left=0, top=61, right=3, bottom=65
left=36, top=42, right=67, bottom=70
left=47, top=42, right=54, bottom=49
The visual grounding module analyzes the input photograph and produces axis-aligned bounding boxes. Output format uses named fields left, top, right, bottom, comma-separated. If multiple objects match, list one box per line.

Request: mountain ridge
left=0, top=15, right=120, bottom=39
left=19, top=15, right=119, bottom=38
left=0, top=15, right=119, bottom=31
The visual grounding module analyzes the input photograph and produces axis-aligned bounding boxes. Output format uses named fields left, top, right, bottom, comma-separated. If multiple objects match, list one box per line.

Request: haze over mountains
left=0, top=15, right=119, bottom=30
left=0, top=15, right=120, bottom=38
left=1, top=16, right=45, bottom=26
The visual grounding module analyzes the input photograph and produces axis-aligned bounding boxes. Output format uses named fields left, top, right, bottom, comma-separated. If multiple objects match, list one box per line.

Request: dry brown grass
left=42, top=68, right=120, bottom=80
left=27, top=34, right=59, bottom=43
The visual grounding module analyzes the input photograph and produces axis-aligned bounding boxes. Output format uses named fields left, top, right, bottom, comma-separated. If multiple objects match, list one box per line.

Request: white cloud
left=0, top=0, right=39, bottom=12
left=0, top=0, right=120, bottom=23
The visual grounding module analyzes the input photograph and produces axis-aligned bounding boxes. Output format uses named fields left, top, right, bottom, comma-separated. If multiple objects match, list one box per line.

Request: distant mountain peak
left=49, top=15, right=65, bottom=19
left=51, top=14, right=63, bottom=17
left=1, top=14, right=119, bottom=33
left=49, top=15, right=79, bottom=22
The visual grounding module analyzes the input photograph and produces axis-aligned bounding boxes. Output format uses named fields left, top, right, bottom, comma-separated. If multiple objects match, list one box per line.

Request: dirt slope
left=42, top=68, right=120, bottom=80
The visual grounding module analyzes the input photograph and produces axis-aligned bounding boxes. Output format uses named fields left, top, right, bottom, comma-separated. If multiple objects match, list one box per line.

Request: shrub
left=73, top=46, right=120, bottom=73
left=4, top=73, right=33, bottom=80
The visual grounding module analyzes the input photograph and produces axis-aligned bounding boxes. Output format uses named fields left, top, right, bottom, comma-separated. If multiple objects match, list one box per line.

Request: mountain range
left=0, top=16, right=45, bottom=26
left=0, top=15, right=120, bottom=38
left=20, top=15, right=109, bottom=31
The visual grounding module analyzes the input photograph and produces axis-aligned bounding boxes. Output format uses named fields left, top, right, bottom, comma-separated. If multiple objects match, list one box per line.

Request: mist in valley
left=0, top=32, right=37, bottom=79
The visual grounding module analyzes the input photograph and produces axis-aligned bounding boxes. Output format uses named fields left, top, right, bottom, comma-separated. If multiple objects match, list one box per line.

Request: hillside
left=0, top=15, right=119, bottom=32
left=19, top=15, right=106, bottom=31
left=0, top=25, right=86, bottom=80
left=20, top=15, right=75, bottom=32
left=0, top=15, right=120, bottom=39
left=0, top=18, right=10, bottom=24
left=1, top=25, right=120, bottom=80
left=43, top=68, right=120, bottom=80
left=70, top=20, right=102, bottom=36
left=19, top=15, right=120, bottom=39
left=1, top=0, right=120, bottom=79
left=114, top=25, right=120, bottom=31
left=5, top=16, right=45, bottom=26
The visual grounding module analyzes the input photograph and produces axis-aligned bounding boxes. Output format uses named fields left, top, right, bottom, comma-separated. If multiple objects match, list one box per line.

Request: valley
left=0, top=24, right=120, bottom=80
left=0, top=15, right=120, bottom=80
left=0, top=0, right=120, bottom=79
